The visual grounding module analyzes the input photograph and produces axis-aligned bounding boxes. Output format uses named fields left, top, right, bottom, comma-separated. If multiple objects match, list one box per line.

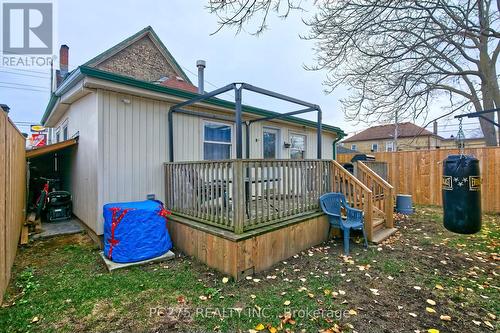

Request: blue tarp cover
left=103, top=200, right=172, bottom=263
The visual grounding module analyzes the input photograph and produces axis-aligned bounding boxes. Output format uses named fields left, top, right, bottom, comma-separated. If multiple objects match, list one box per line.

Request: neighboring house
left=342, top=122, right=443, bottom=153
left=39, top=26, right=345, bottom=237
left=336, top=144, right=359, bottom=154
left=439, top=136, right=486, bottom=149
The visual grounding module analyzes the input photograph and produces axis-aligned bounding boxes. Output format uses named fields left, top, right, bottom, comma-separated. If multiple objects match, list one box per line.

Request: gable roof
left=83, top=26, right=192, bottom=84
left=41, top=66, right=345, bottom=137
left=160, top=77, right=198, bottom=93
left=343, top=122, right=439, bottom=143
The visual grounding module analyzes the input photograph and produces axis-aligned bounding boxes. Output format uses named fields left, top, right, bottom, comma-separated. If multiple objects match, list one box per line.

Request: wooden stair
left=371, top=227, right=398, bottom=244
left=369, top=217, right=397, bottom=243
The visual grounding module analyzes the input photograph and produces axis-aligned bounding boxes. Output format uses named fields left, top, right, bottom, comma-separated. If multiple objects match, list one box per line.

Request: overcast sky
left=0, top=0, right=481, bottom=138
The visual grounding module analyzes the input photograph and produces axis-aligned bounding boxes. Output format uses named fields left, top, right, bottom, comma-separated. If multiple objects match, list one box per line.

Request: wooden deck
left=164, top=159, right=395, bottom=278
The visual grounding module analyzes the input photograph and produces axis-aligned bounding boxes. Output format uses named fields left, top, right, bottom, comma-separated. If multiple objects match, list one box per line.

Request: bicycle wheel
left=35, top=191, right=47, bottom=220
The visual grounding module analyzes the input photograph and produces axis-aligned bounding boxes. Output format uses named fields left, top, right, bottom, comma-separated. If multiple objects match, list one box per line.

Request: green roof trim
left=42, top=65, right=345, bottom=137
left=82, top=26, right=192, bottom=84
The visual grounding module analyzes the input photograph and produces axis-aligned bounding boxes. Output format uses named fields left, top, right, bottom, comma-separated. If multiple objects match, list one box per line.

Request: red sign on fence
left=31, top=133, right=47, bottom=147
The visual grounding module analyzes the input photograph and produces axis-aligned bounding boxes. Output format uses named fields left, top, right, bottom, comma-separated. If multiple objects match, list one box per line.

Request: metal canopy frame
left=455, top=108, right=500, bottom=128
left=168, top=83, right=323, bottom=162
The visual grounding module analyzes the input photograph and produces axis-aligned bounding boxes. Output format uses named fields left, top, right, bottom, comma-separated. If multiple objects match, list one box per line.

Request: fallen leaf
left=440, top=315, right=451, bottom=321
left=426, top=299, right=436, bottom=306
left=246, top=276, right=253, bottom=280
left=487, top=313, right=496, bottom=320
left=435, top=284, right=444, bottom=290
left=472, top=320, right=481, bottom=326
left=427, top=329, right=440, bottom=333
left=255, top=323, right=265, bottom=331
left=348, top=309, right=357, bottom=315
left=284, top=300, right=291, bottom=306
left=199, top=295, right=208, bottom=301
left=222, top=277, right=229, bottom=284
left=483, top=321, right=494, bottom=330
left=253, top=279, right=261, bottom=283
left=250, top=294, right=256, bottom=299
left=414, top=286, right=422, bottom=290
left=338, top=290, right=346, bottom=295
left=426, top=307, right=436, bottom=314
left=31, top=316, right=39, bottom=323
left=268, top=326, right=277, bottom=333
left=409, top=312, right=417, bottom=318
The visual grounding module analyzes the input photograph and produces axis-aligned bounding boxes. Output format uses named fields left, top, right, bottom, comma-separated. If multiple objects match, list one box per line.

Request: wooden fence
left=0, top=111, right=26, bottom=304
left=337, top=147, right=500, bottom=213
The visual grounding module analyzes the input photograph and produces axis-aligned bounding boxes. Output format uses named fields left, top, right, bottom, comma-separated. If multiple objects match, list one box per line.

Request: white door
left=263, top=127, right=280, bottom=159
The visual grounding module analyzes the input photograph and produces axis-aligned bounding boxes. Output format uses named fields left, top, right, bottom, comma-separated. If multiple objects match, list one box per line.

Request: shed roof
left=26, top=137, right=78, bottom=159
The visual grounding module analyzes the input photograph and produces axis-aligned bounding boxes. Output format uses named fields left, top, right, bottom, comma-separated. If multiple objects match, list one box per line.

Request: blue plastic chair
left=320, top=193, right=368, bottom=255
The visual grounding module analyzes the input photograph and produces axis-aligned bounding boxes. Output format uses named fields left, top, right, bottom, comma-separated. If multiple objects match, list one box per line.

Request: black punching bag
left=442, top=155, right=481, bottom=234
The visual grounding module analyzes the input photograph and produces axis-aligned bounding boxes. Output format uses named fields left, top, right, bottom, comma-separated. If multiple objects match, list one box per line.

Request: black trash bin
left=442, top=155, right=481, bottom=234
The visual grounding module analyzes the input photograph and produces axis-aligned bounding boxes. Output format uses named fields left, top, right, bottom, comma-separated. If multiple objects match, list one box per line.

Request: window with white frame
left=203, top=121, right=232, bottom=160
left=63, top=125, right=68, bottom=141
left=351, top=144, right=357, bottom=151
left=55, top=129, right=61, bottom=143
left=290, top=133, right=306, bottom=159
left=371, top=143, right=378, bottom=152
left=386, top=141, right=394, bottom=152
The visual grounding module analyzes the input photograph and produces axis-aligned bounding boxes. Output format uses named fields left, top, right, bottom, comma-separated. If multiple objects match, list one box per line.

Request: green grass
left=1, top=207, right=499, bottom=333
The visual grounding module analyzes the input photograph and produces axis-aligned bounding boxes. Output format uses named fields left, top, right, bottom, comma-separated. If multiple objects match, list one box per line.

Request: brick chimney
left=59, top=45, right=69, bottom=77
left=56, top=45, right=69, bottom=87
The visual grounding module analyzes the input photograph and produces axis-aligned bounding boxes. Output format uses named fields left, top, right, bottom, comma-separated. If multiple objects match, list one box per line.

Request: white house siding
left=55, top=89, right=339, bottom=235
left=173, top=114, right=336, bottom=161
left=52, top=93, right=99, bottom=232
left=97, top=90, right=169, bottom=234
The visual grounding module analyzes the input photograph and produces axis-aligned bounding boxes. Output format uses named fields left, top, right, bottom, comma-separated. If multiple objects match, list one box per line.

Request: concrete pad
left=32, top=218, right=84, bottom=240
left=100, top=250, right=175, bottom=272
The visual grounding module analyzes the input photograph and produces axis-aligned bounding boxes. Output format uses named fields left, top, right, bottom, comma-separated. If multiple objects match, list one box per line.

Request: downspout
left=168, top=107, right=174, bottom=162
left=332, top=135, right=343, bottom=160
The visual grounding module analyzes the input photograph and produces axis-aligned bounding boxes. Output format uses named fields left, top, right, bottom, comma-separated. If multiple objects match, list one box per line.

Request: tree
left=208, top=0, right=500, bottom=145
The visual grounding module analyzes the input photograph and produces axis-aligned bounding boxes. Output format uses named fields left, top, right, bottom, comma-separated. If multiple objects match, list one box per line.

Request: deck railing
left=165, top=159, right=331, bottom=234
left=165, top=159, right=392, bottom=240
left=356, top=161, right=394, bottom=230
left=330, top=160, right=374, bottom=240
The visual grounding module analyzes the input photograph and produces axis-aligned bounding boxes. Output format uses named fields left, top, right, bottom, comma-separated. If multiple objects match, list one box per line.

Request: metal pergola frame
left=168, top=83, right=323, bottom=162
left=455, top=108, right=500, bottom=128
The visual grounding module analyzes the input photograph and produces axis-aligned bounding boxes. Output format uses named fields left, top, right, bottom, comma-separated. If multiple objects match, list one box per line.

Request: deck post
left=235, top=86, right=243, bottom=159
left=232, top=160, right=245, bottom=234
left=317, top=108, right=322, bottom=159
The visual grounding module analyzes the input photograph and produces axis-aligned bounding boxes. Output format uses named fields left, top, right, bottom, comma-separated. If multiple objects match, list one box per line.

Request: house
left=342, top=122, right=443, bottom=153
left=35, top=27, right=395, bottom=278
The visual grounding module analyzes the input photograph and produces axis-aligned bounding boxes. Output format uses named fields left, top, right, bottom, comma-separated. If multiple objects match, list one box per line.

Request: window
left=63, top=125, right=68, bottom=141
left=371, top=143, right=378, bottom=152
left=386, top=141, right=394, bottom=152
left=263, top=128, right=280, bottom=159
left=290, top=133, right=306, bottom=159
left=203, top=121, right=232, bottom=160
left=55, top=130, right=60, bottom=143
left=351, top=144, right=357, bottom=151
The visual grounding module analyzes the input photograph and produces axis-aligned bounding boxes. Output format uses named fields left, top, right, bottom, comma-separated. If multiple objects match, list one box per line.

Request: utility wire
left=0, top=81, right=49, bottom=89
left=0, top=69, right=50, bottom=79
left=0, top=85, right=48, bottom=92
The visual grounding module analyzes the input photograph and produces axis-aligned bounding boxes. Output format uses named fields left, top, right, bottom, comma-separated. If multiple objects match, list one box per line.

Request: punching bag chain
left=456, top=117, right=466, bottom=155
